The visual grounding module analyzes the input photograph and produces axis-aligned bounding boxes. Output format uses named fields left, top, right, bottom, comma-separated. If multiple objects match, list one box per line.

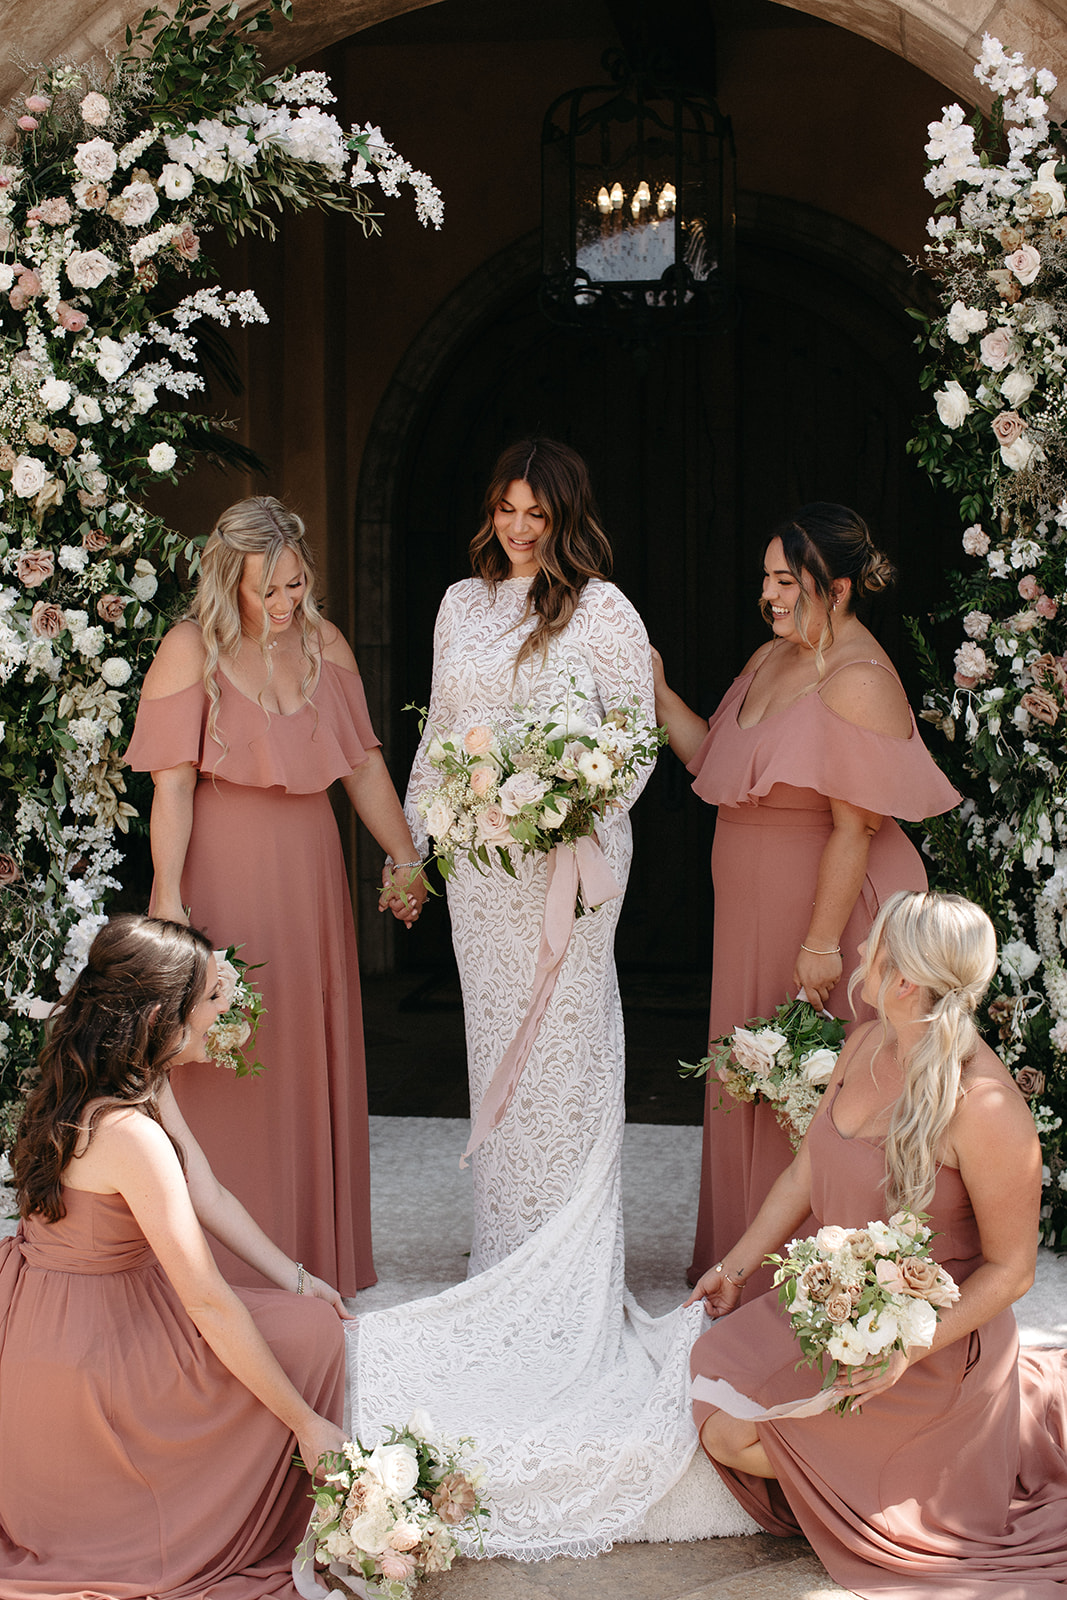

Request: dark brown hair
left=13, top=915, right=212, bottom=1221
left=761, top=502, right=896, bottom=663
left=469, top=438, right=613, bottom=669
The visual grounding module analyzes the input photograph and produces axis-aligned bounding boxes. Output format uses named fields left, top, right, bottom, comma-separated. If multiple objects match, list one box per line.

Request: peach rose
left=30, top=600, right=63, bottom=637
left=1020, top=688, right=1059, bottom=726
left=0, top=852, right=20, bottom=886
left=468, top=763, right=496, bottom=798
left=991, top=409, right=1025, bottom=445
left=1036, top=595, right=1059, bottom=620
left=463, top=724, right=494, bottom=757
left=475, top=803, right=512, bottom=846
left=378, top=1551, right=417, bottom=1583
left=899, top=1256, right=940, bottom=1296
left=56, top=301, right=88, bottom=333
left=16, top=549, right=54, bottom=587
left=824, top=1293, right=853, bottom=1325
left=1017, top=574, right=1041, bottom=601
left=173, top=224, right=201, bottom=262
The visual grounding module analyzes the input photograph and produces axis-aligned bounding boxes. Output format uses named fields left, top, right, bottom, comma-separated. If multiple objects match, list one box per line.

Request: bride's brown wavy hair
left=469, top=438, right=613, bottom=670
left=13, top=915, right=212, bottom=1222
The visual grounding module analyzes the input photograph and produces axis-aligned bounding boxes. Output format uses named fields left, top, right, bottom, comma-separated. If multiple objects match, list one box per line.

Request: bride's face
left=493, top=479, right=546, bottom=578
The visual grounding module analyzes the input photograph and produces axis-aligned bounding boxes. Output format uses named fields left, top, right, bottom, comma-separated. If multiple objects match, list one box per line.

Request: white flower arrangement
left=413, top=683, right=664, bottom=913
left=681, top=995, right=845, bottom=1151
left=302, top=1413, right=487, bottom=1599
left=767, top=1213, right=960, bottom=1412
left=906, top=34, right=1067, bottom=1244
left=0, top=0, right=441, bottom=1148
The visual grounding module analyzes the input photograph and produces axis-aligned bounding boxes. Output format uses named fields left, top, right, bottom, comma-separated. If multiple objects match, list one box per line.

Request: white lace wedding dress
left=346, top=577, right=754, bottom=1558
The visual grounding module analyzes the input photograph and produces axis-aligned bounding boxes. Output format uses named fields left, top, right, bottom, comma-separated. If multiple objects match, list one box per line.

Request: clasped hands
left=378, top=862, right=429, bottom=928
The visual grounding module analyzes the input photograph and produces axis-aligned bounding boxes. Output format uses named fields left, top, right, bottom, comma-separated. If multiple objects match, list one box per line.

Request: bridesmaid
left=654, top=504, right=959, bottom=1294
left=686, top=891, right=1067, bottom=1598
left=125, top=497, right=427, bottom=1296
left=1, top=915, right=349, bottom=1599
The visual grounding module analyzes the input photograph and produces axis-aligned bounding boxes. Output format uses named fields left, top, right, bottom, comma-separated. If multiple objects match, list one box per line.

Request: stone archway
left=3, top=0, right=1067, bottom=116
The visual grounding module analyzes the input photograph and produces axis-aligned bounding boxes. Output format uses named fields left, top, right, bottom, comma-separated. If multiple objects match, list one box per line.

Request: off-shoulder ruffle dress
left=689, top=1093, right=1067, bottom=1599
left=125, top=659, right=380, bottom=1295
left=686, top=661, right=960, bottom=1290
left=0, top=1189, right=344, bottom=1600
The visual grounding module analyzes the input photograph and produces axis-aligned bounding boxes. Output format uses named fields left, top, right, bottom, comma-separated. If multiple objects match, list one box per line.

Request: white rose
left=147, top=441, right=177, bottom=472
left=1000, top=369, right=1035, bottom=408
left=498, top=771, right=550, bottom=815
left=39, top=377, right=72, bottom=411
left=425, top=734, right=448, bottom=766
left=71, top=394, right=103, bottom=425
left=79, top=93, right=111, bottom=128
left=0, top=264, right=15, bottom=293
left=11, top=455, right=47, bottom=498
left=66, top=249, right=115, bottom=289
left=1031, top=159, right=1066, bottom=216
left=95, top=355, right=124, bottom=383
left=1000, top=433, right=1039, bottom=471
left=130, top=558, right=158, bottom=602
left=198, top=152, right=228, bottom=183
left=160, top=162, right=195, bottom=200
left=541, top=795, right=570, bottom=829
left=934, top=380, right=972, bottom=428
left=896, top=1296, right=937, bottom=1351
left=422, top=797, right=455, bottom=840
left=115, top=180, right=158, bottom=227
left=814, top=1224, right=849, bottom=1252
left=799, top=1047, right=837, bottom=1086
left=730, top=1025, right=784, bottom=1079
left=212, top=954, right=241, bottom=1009
left=129, top=380, right=157, bottom=413
left=100, top=656, right=132, bottom=687
left=74, top=137, right=117, bottom=181
left=367, top=1441, right=420, bottom=1501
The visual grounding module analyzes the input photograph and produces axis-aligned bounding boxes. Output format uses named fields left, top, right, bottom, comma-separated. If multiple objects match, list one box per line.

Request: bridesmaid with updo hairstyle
left=654, top=503, right=960, bottom=1294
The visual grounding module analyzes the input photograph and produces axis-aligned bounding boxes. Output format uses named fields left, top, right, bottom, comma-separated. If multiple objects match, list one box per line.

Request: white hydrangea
left=58, top=544, right=89, bottom=573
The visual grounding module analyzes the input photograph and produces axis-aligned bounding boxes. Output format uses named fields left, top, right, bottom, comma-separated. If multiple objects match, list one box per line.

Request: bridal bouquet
left=767, top=1213, right=961, bottom=1413
left=204, top=946, right=266, bottom=1078
left=303, top=1414, right=487, bottom=1599
left=681, top=997, right=846, bottom=1149
left=412, top=685, right=664, bottom=909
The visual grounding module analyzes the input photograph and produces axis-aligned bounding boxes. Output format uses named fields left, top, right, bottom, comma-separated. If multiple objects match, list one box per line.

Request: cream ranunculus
left=934, top=379, right=972, bottom=428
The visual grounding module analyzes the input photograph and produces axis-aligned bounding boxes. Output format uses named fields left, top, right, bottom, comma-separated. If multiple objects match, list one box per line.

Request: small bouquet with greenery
left=204, top=946, right=265, bottom=1077
left=302, top=1412, right=487, bottom=1599
left=766, top=1212, right=960, bottom=1413
left=411, top=684, right=664, bottom=910
left=681, top=996, right=846, bottom=1150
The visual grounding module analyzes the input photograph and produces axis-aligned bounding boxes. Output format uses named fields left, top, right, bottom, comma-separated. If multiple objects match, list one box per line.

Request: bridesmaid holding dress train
left=125, top=497, right=427, bottom=1296
left=654, top=504, right=960, bottom=1294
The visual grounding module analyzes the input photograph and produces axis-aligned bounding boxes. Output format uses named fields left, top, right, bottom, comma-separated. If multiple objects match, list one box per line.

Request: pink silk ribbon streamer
left=460, top=834, right=621, bottom=1167
left=690, top=1373, right=840, bottom=1421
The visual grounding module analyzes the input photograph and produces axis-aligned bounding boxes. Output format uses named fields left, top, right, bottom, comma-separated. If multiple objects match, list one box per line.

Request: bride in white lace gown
left=346, top=441, right=754, bottom=1559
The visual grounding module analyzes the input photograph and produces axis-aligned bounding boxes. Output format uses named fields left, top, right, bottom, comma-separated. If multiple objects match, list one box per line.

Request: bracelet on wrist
left=295, top=1261, right=306, bottom=1295
left=713, top=1262, right=745, bottom=1286
left=385, top=858, right=424, bottom=873
left=800, top=941, right=841, bottom=957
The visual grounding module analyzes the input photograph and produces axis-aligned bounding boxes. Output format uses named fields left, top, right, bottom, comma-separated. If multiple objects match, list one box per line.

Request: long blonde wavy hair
left=187, top=496, right=324, bottom=747
left=852, top=890, right=997, bottom=1215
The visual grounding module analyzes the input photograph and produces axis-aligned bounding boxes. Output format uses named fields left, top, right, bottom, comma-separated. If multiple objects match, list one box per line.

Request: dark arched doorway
left=356, top=193, right=951, bottom=962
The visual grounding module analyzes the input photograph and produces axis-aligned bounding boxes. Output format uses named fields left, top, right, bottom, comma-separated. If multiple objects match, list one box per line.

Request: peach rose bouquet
left=766, top=1212, right=960, bottom=1413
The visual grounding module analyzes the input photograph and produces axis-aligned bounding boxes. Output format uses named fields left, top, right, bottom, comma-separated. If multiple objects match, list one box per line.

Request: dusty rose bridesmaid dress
left=686, top=660, right=960, bottom=1294
left=126, top=658, right=379, bottom=1295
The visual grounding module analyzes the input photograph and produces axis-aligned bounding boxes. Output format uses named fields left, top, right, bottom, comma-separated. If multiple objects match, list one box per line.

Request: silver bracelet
left=713, top=1261, right=745, bottom=1286
left=385, top=858, right=424, bottom=872
left=800, top=942, right=841, bottom=956
left=295, top=1261, right=306, bottom=1295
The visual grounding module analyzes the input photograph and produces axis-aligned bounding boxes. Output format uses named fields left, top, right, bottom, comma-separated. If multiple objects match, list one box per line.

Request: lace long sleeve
left=577, top=581, right=657, bottom=815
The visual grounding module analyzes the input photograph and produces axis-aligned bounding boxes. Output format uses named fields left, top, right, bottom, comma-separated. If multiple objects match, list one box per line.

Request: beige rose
left=78, top=490, right=108, bottom=510
left=430, top=1471, right=477, bottom=1525
left=475, top=803, right=512, bottom=846
left=900, top=1256, right=940, bottom=1297
left=845, top=1228, right=877, bottom=1261
left=82, top=527, right=109, bottom=551
left=46, top=427, right=77, bottom=456
left=1020, top=688, right=1059, bottom=726
left=96, top=593, right=127, bottom=625
left=991, top=409, right=1025, bottom=445
left=173, top=224, right=201, bottom=261
left=1015, top=1066, right=1046, bottom=1097
left=824, top=1292, right=853, bottom=1324
left=31, top=600, right=64, bottom=637
left=0, top=852, right=20, bottom=885
left=16, top=549, right=54, bottom=587
left=1031, top=654, right=1067, bottom=692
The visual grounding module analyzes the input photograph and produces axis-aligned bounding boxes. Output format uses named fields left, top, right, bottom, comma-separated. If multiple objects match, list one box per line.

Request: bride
left=345, top=439, right=753, bottom=1557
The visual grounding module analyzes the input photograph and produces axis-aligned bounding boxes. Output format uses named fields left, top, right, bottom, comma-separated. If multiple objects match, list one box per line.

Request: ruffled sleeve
left=687, top=673, right=960, bottom=822
left=124, top=661, right=380, bottom=795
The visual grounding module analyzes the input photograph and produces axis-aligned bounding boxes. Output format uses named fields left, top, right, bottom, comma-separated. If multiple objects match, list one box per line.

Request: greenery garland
left=0, top=0, right=441, bottom=1144
left=907, top=34, right=1067, bottom=1242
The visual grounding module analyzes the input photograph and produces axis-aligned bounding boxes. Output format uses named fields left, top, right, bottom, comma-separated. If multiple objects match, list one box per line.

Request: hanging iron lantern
left=540, top=51, right=735, bottom=336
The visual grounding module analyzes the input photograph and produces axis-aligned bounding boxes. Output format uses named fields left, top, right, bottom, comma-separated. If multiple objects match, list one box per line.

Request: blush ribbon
left=690, top=1373, right=839, bottom=1421
left=460, top=835, right=621, bottom=1167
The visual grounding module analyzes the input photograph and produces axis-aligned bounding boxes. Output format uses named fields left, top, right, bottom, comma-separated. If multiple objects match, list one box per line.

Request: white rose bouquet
left=302, top=1414, right=487, bottom=1599
left=766, top=1212, right=961, bottom=1413
left=681, top=996, right=846, bottom=1149
left=203, top=946, right=266, bottom=1078
left=412, top=683, right=665, bottom=914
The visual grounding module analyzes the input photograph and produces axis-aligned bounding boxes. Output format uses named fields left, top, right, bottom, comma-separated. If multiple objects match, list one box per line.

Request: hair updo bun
left=857, top=545, right=897, bottom=598
left=773, top=502, right=895, bottom=612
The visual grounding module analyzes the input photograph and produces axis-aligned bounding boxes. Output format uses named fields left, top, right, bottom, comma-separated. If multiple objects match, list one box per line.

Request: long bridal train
left=346, top=1112, right=757, bottom=1557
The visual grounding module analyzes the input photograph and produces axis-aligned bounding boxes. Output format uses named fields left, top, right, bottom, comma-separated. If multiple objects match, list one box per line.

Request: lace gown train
left=346, top=578, right=755, bottom=1557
